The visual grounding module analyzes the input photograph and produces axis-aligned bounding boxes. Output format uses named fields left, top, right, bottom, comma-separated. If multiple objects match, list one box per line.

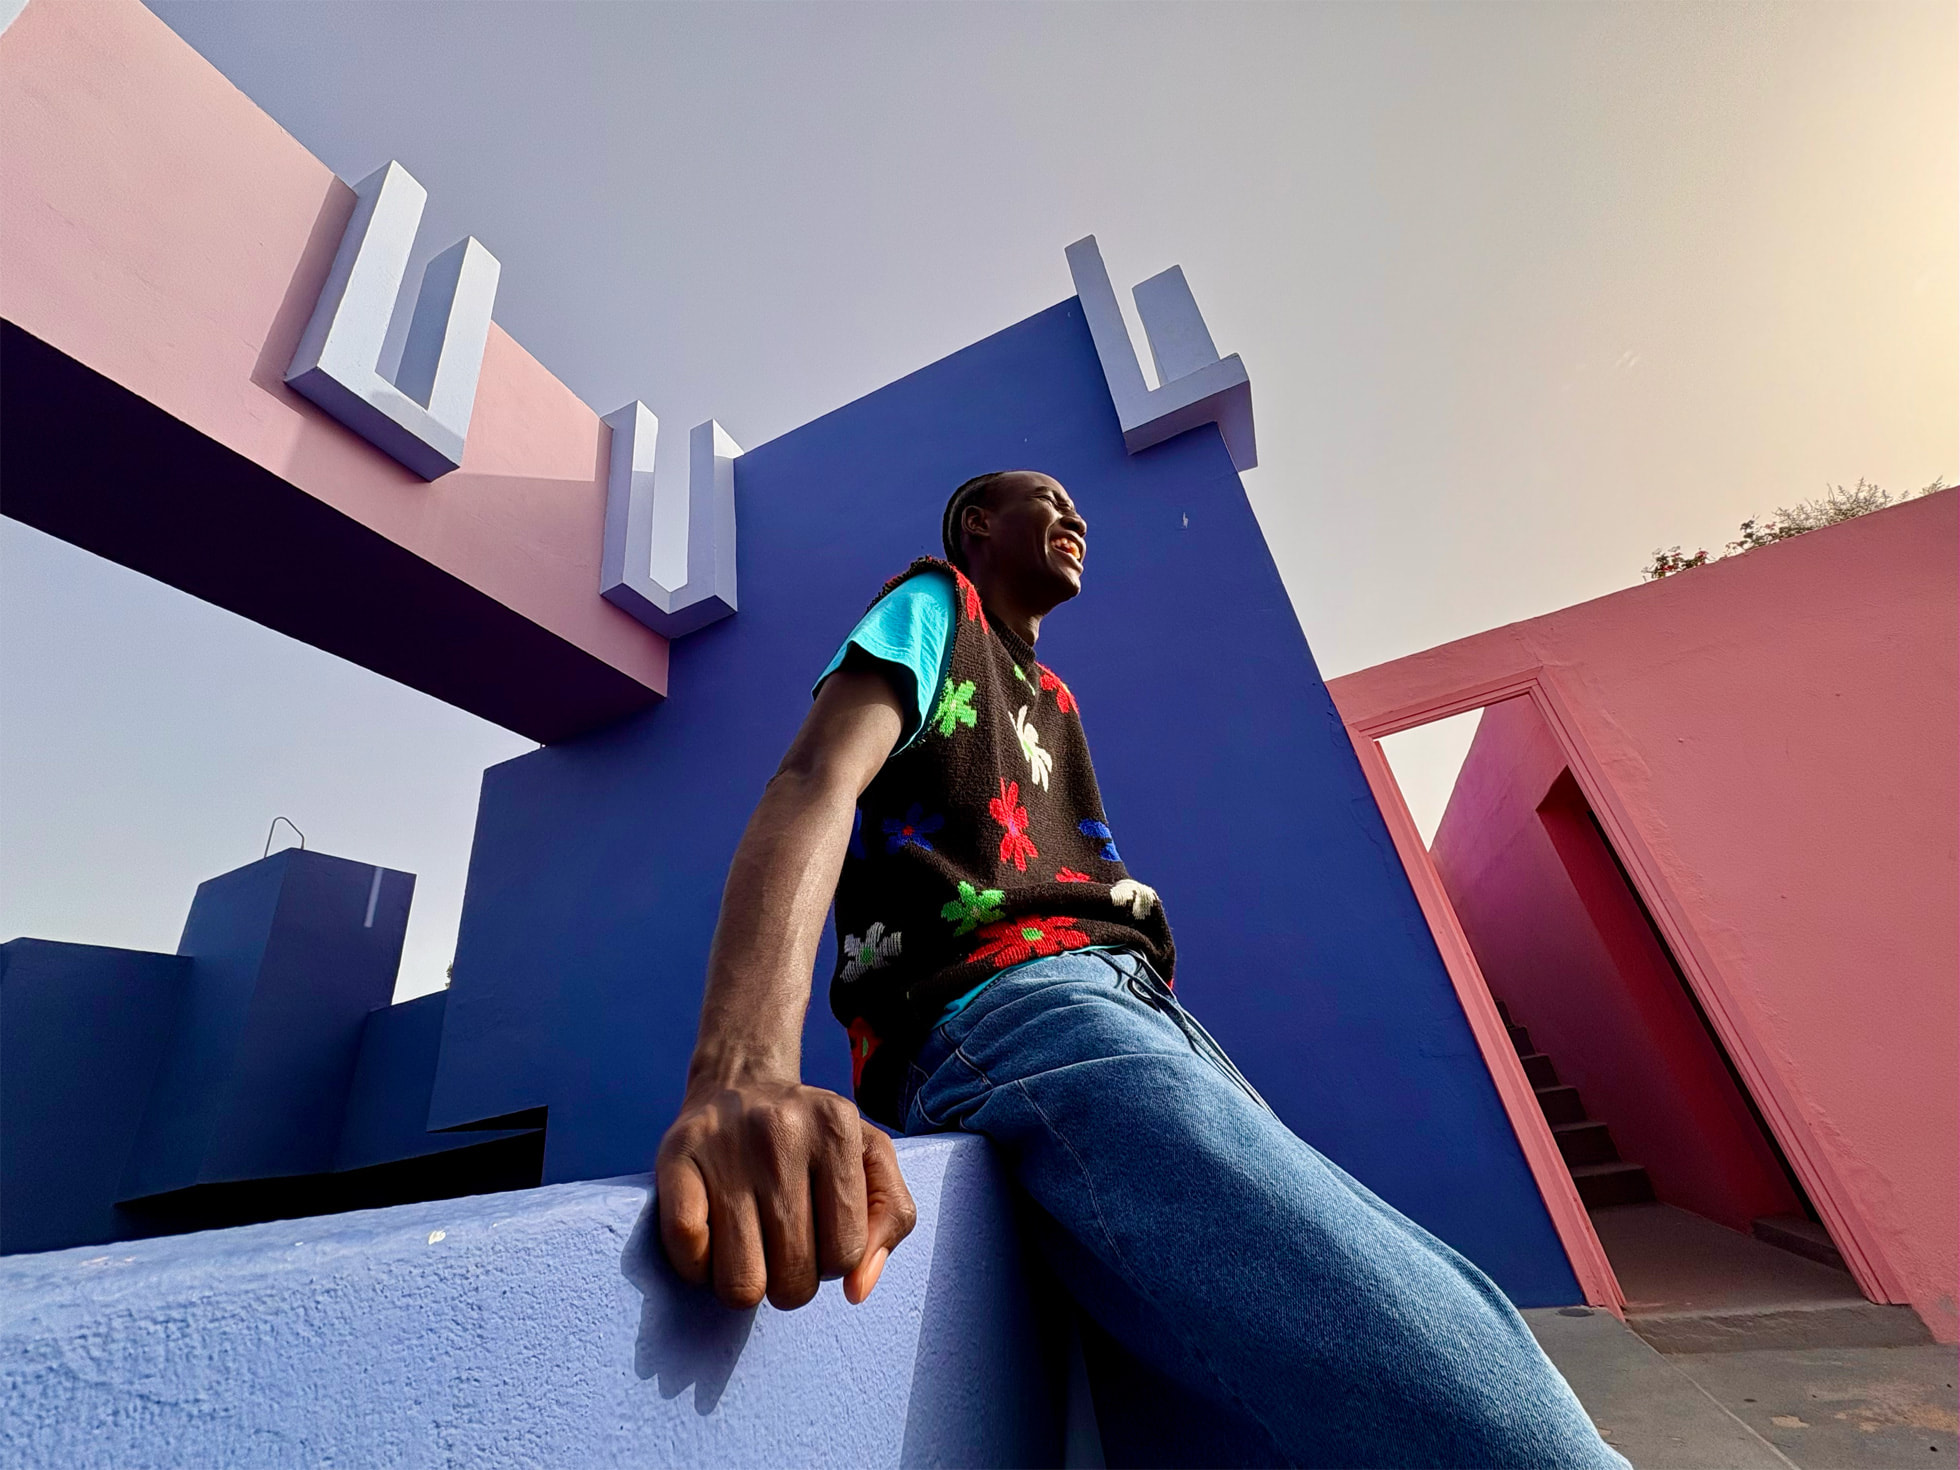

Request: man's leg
left=901, top=950, right=1626, bottom=1470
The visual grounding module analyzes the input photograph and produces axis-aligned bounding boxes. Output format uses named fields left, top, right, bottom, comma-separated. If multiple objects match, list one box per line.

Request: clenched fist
left=655, top=1079, right=918, bottom=1311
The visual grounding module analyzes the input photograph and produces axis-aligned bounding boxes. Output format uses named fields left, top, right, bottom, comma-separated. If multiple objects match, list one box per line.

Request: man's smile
left=1050, top=530, right=1086, bottom=567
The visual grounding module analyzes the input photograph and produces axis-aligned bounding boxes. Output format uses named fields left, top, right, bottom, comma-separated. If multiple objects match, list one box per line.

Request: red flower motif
left=1054, top=868, right=1095, bottom=883
left=988, top=778, right=1038, bottom=871
left=847, top=1017, right=881, bottom=1091
left=1037, top=664, right=1078, bottom=715
left=953, top=569, right=984, bottom=623
left=969, top=915, right=1094, bottom=970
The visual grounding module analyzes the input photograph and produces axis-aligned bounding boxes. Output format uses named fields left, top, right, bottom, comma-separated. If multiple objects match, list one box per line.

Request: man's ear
left=961, top=502, right=991, bottom=550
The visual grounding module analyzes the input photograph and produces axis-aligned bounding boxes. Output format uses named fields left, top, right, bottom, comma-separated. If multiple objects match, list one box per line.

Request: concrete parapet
left=0, top=1134, right=1066, bottom=1467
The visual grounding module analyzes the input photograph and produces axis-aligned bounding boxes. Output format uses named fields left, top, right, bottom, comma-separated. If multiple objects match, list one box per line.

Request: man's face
left=971, top=473, right=1089, bottom=604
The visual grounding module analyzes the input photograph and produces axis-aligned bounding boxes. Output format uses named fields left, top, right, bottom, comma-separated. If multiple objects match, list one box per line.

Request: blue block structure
left=123, top=849, right=416, bottom=1198
left=0, top=941, right=188, bottom=1254
left=0, top=1135, right=1073, bottom=1469
left=429, top=299, right=1582, bottom=1305
left=335, top=989, right=531, bottom=1171
left=1, top=850, right=532, bottom=1254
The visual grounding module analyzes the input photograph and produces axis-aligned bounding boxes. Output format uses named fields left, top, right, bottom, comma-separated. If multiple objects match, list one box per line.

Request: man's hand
left=656, top=1081, right=918, bottom=1310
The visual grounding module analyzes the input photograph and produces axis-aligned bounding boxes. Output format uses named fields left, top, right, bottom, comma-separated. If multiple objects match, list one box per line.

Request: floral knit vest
left=828, top=557, right=1176, bottom=1124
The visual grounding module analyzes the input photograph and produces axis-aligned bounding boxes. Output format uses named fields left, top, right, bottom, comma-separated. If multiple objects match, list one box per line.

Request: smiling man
left=655, top=470, right=1627, bottom=1467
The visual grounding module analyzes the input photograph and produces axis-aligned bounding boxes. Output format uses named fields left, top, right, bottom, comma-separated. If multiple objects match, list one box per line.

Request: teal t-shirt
left=812, top=569, right=955, bottom=752
left=814, top=568, right=1115, bottom=1021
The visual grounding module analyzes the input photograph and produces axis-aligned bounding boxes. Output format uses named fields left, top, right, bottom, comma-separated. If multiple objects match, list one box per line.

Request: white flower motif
left=839, top=922, right=902, bottom=983
left=1109, top=879, right=1158, bottom=920
left=1012, top=704, right=1053, bottom=790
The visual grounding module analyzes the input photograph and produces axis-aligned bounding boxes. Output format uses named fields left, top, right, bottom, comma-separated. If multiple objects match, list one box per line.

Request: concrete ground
left=1592, top=1204, right=1930, bottom=1354
left=1530, top=1311, right=1958, bottom=1469
left=1527, top=1204, right=1955, bottom=1469
left=1528, top=1308, right=1792, bottom=1468
left=1669, top=1345, right=1958, bottom=1468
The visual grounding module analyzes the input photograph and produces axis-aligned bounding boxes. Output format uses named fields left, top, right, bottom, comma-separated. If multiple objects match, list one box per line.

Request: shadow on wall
left=620, top=1199, right=757, bottom=1414
left=614, top=1144, right=1090, bottom=1461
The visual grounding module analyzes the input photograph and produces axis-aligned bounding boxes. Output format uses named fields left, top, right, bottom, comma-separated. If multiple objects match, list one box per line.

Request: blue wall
left=432, top=299, right=1581, bottom=1304
left=0, top=941, right=187, bottom=1253
left=0, top=1136, right=1069, bottom=1468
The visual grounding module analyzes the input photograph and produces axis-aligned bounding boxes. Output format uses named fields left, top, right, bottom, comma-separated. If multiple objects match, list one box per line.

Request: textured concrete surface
left=0, top=1134, right=1064, bottom=1468
left=1595, top=1205, right=1932, bottom=1353
left=1532, top=1308, right=1959, bottom=1470
left=1667, top=1346, right=1959, bottom=1469
left=1527, top=1307, right=1794, bottom=1468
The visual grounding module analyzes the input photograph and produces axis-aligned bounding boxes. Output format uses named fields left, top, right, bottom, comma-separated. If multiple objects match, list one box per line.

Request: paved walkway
left=1529, top=1206, right=1956, bottom=1469
left=1532, top=1311, right=1956, bottom=1469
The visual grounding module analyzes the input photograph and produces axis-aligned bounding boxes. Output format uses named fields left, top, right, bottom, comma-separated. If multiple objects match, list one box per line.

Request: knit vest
left=828, top=557, right=1175, bottom=1124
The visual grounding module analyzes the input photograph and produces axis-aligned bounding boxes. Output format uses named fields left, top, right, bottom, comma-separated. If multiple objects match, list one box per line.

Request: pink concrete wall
left=1329, top=490, right=1958, bottom=1342
left=0, top=0, right=665, bottom=700
left=1430, top=696, right=1801, bottom=1232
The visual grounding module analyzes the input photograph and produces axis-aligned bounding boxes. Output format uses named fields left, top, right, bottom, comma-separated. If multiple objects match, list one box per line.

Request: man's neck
left=969, top=575, right=1042, bottom=648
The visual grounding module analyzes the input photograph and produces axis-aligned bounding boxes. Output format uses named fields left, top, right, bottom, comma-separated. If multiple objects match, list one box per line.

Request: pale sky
left=3, top=1, right=1952, bottom=1000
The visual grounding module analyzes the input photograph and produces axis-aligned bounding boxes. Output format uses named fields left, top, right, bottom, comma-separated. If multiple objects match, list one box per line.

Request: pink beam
left=0, top=0, right=666, bottom=740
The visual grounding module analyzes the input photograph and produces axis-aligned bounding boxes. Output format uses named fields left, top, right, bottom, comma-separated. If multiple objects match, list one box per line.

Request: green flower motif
left=931, top=678, right=978, bottom=737
left=940, top=880, right=1006, bottom=936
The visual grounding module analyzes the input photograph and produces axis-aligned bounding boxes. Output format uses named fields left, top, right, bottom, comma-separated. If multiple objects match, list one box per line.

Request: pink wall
left=0, top=0, right=666, bottom=712
left=1430, top=696, right=1801, bottom=1231
left=1329, top=490, right=1958, bottom=1342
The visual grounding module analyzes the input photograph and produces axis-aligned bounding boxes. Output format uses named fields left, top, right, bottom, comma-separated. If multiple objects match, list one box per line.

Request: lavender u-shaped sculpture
left=284, top=161, right=501, bottom=481
left=600, top=404, right=743, bottom=638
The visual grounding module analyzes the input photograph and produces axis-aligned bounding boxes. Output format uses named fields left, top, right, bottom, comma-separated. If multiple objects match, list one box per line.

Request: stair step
left=1552, top=1120, right=1620, bottom=1166
left=1519, top=1052, right=1560, bottom=1088
left=1752, top=1215, right=1848, bottom=1273
left=1535, top=1085, right=1587, bottom=1125
left=1573, top=1161, right=1656, bottom=1209
left=1506, top=1023, right=1534, bottom=1055
left=1495, top=999, right=1513, bottom=1026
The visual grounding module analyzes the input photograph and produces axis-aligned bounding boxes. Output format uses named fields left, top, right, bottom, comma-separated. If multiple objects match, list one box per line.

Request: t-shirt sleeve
left=812, top=570, right=955, bottom=752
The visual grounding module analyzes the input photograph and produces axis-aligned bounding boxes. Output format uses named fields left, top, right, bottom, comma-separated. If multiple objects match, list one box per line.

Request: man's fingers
left=844, top=1126, right=917, bottom=1305
left=861, top=1126, right=919, bottom=1252
left=657, top=1089, right=892, bottom=1312
left=709, top=1186, right=769, bottom=1310
left=812, top=1103, right=869, bottom=1281
left=656, top=1153, right=712, bottom=1286
left=758, top=1149, right=820, bottom=1311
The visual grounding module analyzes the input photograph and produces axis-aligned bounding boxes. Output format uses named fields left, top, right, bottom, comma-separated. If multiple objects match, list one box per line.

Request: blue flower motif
left=884, top=803, right=944, bottom=853
left=848, top=808, right=867, bottom=861
left=1079, top=818, right=1120, bottom=862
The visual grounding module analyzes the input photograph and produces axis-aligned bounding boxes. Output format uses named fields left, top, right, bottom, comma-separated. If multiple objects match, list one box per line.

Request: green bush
left=1641, top=478, right=1949, bottom=582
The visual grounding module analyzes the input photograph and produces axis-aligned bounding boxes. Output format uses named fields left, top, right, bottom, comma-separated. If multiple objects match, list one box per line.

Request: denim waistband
left=1086, top=950, right=1271, bottom=1114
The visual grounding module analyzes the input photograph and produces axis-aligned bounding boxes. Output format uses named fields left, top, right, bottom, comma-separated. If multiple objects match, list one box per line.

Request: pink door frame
left=1339, top=665, right=1900, bottom=1314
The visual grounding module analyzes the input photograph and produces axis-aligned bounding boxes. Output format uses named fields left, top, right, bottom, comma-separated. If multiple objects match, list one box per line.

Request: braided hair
left=941, top=472, right=1015, bottom=571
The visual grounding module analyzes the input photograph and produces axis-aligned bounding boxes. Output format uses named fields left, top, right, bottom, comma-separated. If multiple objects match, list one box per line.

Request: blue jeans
left=899, top=949, right=1627, bottom=1469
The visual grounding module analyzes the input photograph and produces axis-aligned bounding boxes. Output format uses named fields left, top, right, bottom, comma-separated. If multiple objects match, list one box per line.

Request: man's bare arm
left=655, top=666, right=920, bottom=1310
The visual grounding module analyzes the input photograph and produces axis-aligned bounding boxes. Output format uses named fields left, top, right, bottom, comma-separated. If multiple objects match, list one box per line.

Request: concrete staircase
left=1495, top=999, right=1656, bottom=1209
